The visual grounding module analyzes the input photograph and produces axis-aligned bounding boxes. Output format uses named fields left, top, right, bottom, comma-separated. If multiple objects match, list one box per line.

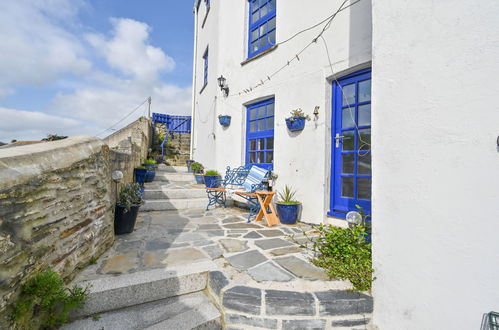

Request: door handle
left=335, top=133, right=345, bottom=148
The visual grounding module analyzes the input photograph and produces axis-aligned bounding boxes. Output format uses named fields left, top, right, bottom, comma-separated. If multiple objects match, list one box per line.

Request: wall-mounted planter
left=218, top=115, right=231, bottom=127
left=285, top=116, right=306, bottom=131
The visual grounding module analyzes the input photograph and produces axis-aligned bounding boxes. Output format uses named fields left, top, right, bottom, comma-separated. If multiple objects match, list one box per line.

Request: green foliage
left=294, top=224, right=373, bottom=291
left=204, top=170, right=220, bottom=176
left=89, top=256, right=98, bottom=265
left=135, top=165, right=147, bottom=170
left=13, top=270, right=88, bottom=329
left=277, top=185, right=300, bottom=205
left=117, top=183, right=143, bottom=212
left=190, top=162, right=204, bottom=174
left=144, top=158, right=157, bottom=165
left=42, top=134, right=68, bottom=141
left=289, top=108, right=311, bottom=121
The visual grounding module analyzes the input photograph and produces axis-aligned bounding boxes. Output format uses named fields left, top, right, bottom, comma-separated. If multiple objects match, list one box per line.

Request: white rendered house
left=191, top=0, right=373, bottom=225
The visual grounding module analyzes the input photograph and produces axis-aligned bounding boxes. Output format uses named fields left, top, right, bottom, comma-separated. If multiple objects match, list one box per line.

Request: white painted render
left=191, top=0, right=372, bottom=224
left=372, top=1, right=499, bottom=329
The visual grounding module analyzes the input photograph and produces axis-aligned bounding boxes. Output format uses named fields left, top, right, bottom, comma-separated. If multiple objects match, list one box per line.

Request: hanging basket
left=285, top=116, right=306, bottom=131
left=218, top=115, right=231, bottom=127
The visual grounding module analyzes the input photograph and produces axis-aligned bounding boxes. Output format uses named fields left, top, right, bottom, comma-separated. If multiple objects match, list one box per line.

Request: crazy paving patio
left=65, top=166, right=373, bottom=330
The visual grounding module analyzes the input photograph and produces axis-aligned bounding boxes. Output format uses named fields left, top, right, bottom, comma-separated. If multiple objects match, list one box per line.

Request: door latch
left=335, top=133, right=345, bottom=148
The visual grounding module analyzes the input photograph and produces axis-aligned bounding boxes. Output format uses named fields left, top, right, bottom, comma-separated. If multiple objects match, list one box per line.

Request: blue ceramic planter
left=134, top=168, right=147, bottom=186
left=285, top=116, right=306, bottom=131
left=145, top=170, right=155, bottom=182
left=204, top=175, right=221, bottom=188
left=186, top=160, right=194, bottom=173
left=276, top=203, right=301, bottom=224
left=195, top=174, right=205, bottom=184
left=218, top=115, right=231, bottom=127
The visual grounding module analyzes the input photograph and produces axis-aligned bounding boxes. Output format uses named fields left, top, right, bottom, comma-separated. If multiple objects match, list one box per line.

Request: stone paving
left=75, top=206, right=372, bottom=329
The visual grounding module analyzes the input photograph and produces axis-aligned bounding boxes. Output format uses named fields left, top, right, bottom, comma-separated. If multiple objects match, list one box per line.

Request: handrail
left=160, top=134, right=169, bottom=159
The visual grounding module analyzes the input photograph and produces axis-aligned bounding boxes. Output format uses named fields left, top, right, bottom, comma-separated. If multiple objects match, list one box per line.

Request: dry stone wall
left=0, top=136, right=116, bottom=327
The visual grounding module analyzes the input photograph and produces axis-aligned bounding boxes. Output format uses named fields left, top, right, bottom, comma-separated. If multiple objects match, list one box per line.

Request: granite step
left=144, top=187, right=207, bottom=200
left=154, top=172, right=196, bottom=183
left=70, top=261, right=216, bottom=319
left=141, top=198, right=208, bottom=211
left=63, top=292, right=221, bottom=330
left=156, top=165, right=188, bottom=173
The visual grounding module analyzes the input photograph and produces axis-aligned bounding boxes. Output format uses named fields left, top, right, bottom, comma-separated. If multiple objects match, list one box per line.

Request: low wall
left=104, top=117, right=151, bottom=163
left=0, top=136, right=119, bottom=327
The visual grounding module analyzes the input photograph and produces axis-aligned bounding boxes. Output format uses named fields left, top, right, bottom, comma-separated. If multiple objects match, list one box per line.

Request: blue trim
left=246, top=98, right=274, bottom=170
left=329, top=68, right=372, bottom=219
left=203, top=47, right=209, bottom=86
left=247, top=0, right=276, bottom=58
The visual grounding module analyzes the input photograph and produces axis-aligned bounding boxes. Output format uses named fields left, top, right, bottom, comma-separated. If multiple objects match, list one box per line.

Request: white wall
left=372, top=1, right=499, bottom=329
left=192, top=0, right=372, bottom=224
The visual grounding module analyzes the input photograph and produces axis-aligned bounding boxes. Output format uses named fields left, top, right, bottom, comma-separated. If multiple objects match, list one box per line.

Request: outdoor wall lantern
left=217, top=75, right=229, bottom=97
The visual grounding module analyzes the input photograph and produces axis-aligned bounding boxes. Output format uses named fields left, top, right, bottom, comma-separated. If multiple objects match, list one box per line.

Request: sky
left=0, top=0, right=195, bottom=142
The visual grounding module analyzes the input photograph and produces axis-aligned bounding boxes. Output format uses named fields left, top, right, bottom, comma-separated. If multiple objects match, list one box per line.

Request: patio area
left=73, top=205, right=373, bottom=329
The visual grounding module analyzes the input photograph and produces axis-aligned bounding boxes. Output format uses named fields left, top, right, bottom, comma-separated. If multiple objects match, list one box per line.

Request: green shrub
left=117, top=183, right=143, bottom=211
left=190, top=162, right=204, bottom=174
left=277, top=185, right=300, bottom=205
left=294, top=224, right=373, bottom=291
left=12, top=270, right=88, bottom=329
left=144, top=158, right=157, bottom=165
left=204, top=170, right=220, bottom=176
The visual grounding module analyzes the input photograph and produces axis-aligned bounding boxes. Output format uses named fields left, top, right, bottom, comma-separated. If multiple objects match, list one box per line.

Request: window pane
left=265, top=151, right=273, bottom=163
left=250, top=121, right=257, bottom=132
left=358, top=177, right=371, bottom=200
left=342, top=130, right=355, bottom=151
left=268, top=16, right=276, bottom=30
left=259, top=24, right=267, bottom=36
left=266, top=137, right=274, bottom=149
left=358, top=79, right=371, bottom=102
left=257, top=106, right=266, bottom=118
left=252, top=10, right=259, bottom=24
left=266, top=116, right=274, bottom=129
left=250, top=139, right=257, bottom=151
left=358, top=152, right=371, bottom=175
left=358, top=104, right=371, bottom=126
left=258, top=119, right=265, bottom=131
left=258, top=37, right=266, bottom=50
left=342, top=153, right=354, bottom=174
left=267, top=103, right=274, bottom=116
left=258, top=152, right=265, bottom=163
left=250, top=152, right=257, bottom=163
left=251, top=28, right=259, bottom=42
left=269, top=0, right=276, bottom=11
left=257, top=138, right=265, bottom=150
left=342, top=107, right=355, bottom=129
left=268, top=29, right=276, bottom=44
left=342, top=83, right=356, bottom=106
left=250, top=108, right=257, bottom=120
left=358, top=128, right=371, bottom=150
left=252, top=40, right=259, bottom=52
left=260, top=4, right=268, bottom=17
left=341, top=177, right=354, bottom=198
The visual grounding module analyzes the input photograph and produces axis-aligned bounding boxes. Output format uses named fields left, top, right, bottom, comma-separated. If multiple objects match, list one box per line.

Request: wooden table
left=254, top=191, right=280, bottom=227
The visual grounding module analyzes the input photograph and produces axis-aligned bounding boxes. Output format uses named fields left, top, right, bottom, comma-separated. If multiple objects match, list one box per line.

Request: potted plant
left=115, top=183, right=143, bottom=235
left=191, top=161, right=205, bottom=184
left=134, top=166, right=148, bottom=186
left=186, top=159, right=195, bottom=172
left=218, top=115, right=231, bottom=127
left=285, top=108, right=311, bottom=132
left=276, top=185, right=301, bottom=224
left=204, top=170, right=221, bottom=188
left=143, top=158, right=157, bottom=182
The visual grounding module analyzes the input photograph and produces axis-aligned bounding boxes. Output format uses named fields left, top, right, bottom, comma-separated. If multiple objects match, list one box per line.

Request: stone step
left=144, top=187, right=207, bottom=200
left=154, top=173, right=196, bottom=183
left=70, top=261, right=216, bottom=319
left=141, top=198, right=208, bottom=211
left=157, top=165, right=188, bottom=173
left=63, top=292, right=221, bottom=330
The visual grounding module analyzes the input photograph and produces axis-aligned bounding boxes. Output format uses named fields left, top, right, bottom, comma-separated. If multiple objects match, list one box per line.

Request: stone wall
left=104, top=116, right=151, bottom=163
left=0, top=136, right=117, bottom=327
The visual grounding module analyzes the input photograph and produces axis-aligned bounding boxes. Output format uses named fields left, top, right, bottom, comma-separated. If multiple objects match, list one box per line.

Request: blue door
left=246, top=98, right=275, bottom=170
left=330, top=68, right=371, bottom=218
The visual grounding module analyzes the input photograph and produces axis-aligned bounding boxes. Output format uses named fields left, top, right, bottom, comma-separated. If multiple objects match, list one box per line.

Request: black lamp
left=217, top=75, right=229, bottom=97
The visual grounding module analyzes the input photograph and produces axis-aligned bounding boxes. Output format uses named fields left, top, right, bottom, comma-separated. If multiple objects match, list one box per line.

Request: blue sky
left=0, top=0, right=194, bottom=142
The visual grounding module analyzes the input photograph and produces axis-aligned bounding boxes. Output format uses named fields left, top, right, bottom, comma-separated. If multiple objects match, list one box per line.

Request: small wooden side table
left=254, top=191, right=280, bottom=227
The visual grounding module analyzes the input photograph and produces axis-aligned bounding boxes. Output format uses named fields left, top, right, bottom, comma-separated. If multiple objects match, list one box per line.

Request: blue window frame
left=203, top=48, right=208, bottom=86
left=329, top=68, right=372, bottom=219
left=248, top=0, right=276, bottom=58
left=205, top=0, right=210, bottom=10
left=246, top=98, right=275, bottom=170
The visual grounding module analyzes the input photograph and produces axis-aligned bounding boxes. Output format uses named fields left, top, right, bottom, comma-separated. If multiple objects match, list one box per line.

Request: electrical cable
left=95, top=98, right=149, bottom=137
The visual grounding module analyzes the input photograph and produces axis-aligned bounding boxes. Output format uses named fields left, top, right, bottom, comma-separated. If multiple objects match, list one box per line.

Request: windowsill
left=199, top=83, right=207, bottom=94
left=201, top=7, right=210, bottom=28
left=241, top=44, right=278, bottom=66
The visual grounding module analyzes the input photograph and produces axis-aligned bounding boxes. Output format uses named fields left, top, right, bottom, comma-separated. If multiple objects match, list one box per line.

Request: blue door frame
left=329, top=68, right=372, bottom=219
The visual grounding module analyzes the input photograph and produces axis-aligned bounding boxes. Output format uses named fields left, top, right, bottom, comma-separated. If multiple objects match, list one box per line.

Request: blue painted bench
left=206, top=165, right=269, bottom=221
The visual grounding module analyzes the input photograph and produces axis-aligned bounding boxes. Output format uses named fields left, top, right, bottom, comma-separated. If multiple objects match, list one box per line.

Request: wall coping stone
left=0, top=135, right=105, bottom=187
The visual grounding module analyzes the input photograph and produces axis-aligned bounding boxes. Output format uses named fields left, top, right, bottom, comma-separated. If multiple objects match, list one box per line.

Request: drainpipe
left=190, top=3, right=199, bottom=159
